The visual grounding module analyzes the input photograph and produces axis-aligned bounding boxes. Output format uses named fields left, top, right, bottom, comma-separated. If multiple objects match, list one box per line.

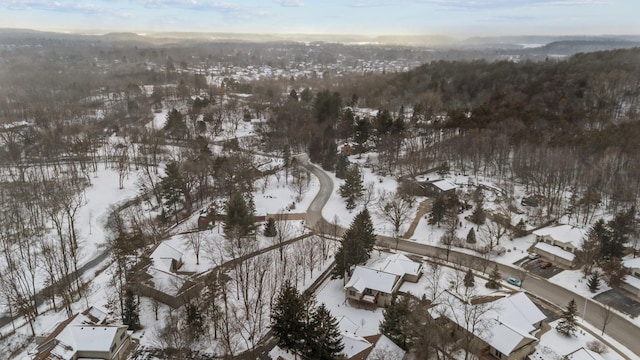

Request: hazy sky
left=0, top=0, right=638, bottom=37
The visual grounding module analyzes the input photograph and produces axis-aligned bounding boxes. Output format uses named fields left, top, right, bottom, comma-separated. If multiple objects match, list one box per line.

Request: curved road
left=301, top=156, right=639, bottom=358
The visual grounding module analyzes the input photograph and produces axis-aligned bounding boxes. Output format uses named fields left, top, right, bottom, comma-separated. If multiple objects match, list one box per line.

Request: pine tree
left=321, top=141, right=338, bottom=171
left=160, top=161, right=186, bottom=225
left=469, top=199, right=486, bottom=225
left=263, top=218, right=277, bottom=237
left=466, top=228, right=476, bottom=244
left=485, top=265, right=501, bottom=289
left=271, top=280, right=305, bottom=353
left=428, top=195, right=447, bottom=226
left=379, top=295, right=411, bottom=349
left=164, top=108, right=188, bottom=139
left=223, top=192, right=256, bottom=240
left=335, top=154, right=349, bottom=179
left=305, top=303, right=344, bottom=359
left=464, top=269, right=475, bottom=287
left=122, top=290, right=140, bottom=330
left=587, top=271, right=601, bottom=293
left=185, top=303, right=204, bottom=340
left=339, top=165, right=363, bottom=210
left=331, top=209, right=376, bottom=279
left=557, top=299, right=579, bottom=337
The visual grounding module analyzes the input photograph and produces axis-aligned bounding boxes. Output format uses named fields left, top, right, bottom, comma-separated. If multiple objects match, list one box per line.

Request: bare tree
left=186, top=231, right=203, bottom=265
left=601, top=303, right=614, bottom=335
left=377, top=190, right=413, bottom=246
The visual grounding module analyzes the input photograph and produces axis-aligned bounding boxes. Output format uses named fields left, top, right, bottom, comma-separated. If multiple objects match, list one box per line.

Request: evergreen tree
left=305, top=303, right=344, bottom=360
left=332, top=209, right=376, bottom=279
left=223, top=192, right=256, bottom=240
left=428, top=195, right=447, bottom=226
left=602, top=257, right=629, bottom=288
left=353, top=116, right=371, bottom=153
left=160, top=161, right=186, bottom=225
left=122, top=289, right=140, bottom=330
left=605, top=207, right=636, bottom=259
left=464, top=269, right=475, bottom=288
left=263, top=217, right=277, bottom=237
left=485, top=265, right=501, bottom=289
left=557, top=299, right=579, bottom=337
left=466, top=228, right=476, bottom=244
left=164, top=108, right=188, bottom=139
left=469, top=199, right=486, bottom=225
left=321, top=140, right=338, bottom=171
left=271, top=280, right=305, bottom=353
left=185, top=303, right=204, bottom=340
left=379, top=295, right=411, bottom=349
left=587, top=271, right=601, bottom=293
left=339, top=165, right=363, bottom=210
left=335, top=154, right=349, bottom=179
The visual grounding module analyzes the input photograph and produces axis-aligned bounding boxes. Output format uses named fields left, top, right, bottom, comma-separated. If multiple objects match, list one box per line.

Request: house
left=342, top=333, right=406, bottom=360
left=439, top=292, right=546, bottom=360
left=532, top=224, right=586, bottom=267
left=345, top=254, right=423, bottom=307
left=344, top=266, right=402, bottom=307
left=30, top=307, right=131, bottom=360
left=622, top=258, right=640, bottom=297
left=371, top=253, right=423, bottom=283
left=419, top=179, right=457, bottom=196
left=149, top=241, right=183, bottom=273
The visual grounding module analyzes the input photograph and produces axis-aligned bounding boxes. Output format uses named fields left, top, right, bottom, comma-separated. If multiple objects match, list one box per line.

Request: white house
left=150, top=241, right=183, bottom=273
left=30, top=307, right=131, bottom=360
left=344, top=266, right=401, bottom=307
left=533, top=224, right=586, bottom=267
left=371, top=253, right=423, bottom=283
left=439, top=292, right=546, bottom=360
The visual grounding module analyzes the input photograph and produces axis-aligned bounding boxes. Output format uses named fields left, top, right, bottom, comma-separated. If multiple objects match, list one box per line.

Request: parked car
left=528, top=253, right=541, bottom=260
left=507, top=277, right=522, bottom=287
left=539, top=262, right=552, bottom=269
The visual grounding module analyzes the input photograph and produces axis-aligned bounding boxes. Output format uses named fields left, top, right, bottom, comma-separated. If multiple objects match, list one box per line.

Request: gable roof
left=150, top=242, right=183, bottom=272
left=532, top=224, right=586, bottom=247
left=431, top=179, right=457, bottom=192
left=373, top=253, right=422, bottom=278
left=623, top=257, right=640, bottom=269
left=344, top=266, right=399, bottom=294
left=534, top=242, right=576, bottom=262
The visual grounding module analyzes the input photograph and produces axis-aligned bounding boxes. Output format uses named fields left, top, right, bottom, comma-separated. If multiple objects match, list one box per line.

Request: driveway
left=594, top=288, right=640, bottom=318
left=521, top=258, right=564, bottom=279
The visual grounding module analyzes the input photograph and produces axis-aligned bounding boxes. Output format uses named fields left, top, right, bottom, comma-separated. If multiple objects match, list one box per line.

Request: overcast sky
left=1, top=0, right=638, bottom=37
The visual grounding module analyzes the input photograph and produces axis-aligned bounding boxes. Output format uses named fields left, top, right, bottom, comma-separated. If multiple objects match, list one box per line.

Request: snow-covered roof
left=624, top=274, right=640, bottom=291
left=337, top=315, right=360, bottom=335
left=68, top=325, right=121, bottom=352
left=532, top=224, right=585, bottom=247
left=566, top=347, right=606, bottom=360
left=367, top=334, right=406, bottom=359
left=480, top=292, right=544, bottom=355
left=487, top=318, right=537, bottom=356
left=534, top=242, right=576, bottom=262
left=151, top=242, right=183, bottom=262
left=150, top=242, right=183, bottom=272
left=344, top=266, right=399, bottom=294
left=623, top=257, right=640, bottom=270
left=372, top=253, right=422, bottom=278
left=442, top=292, right=544, bottom=356
left=431, top=179, right=457, bottom=192
left=146, top=267, right=189, bottom=296
left=341, top=333, right=373, bottom=359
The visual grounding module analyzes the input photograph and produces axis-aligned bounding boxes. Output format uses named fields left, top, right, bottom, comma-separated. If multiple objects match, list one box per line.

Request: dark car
left=539, top=262, right=552, bottom=269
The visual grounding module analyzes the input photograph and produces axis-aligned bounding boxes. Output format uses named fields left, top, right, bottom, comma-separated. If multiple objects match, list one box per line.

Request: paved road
left=376, top=236, right=638, bottom=359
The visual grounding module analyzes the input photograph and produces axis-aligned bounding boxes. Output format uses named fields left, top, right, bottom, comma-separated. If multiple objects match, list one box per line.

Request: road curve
left=300, top=157, right=640, bottom=358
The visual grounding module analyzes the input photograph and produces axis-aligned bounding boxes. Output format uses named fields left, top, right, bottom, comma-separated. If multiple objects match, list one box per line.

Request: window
left=364, top=288, right=373, bottom=295
left=566, top=246, right=573, bottom=252
left=348, top=290, right=355, bottom=296
left=111, top=343, right=116, bottom=353
left=120, top=331, right=126, bottom=340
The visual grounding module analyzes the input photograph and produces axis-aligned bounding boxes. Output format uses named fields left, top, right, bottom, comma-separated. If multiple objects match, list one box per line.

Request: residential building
left=622, top=258, right=640, bottom=297
left=30, top=307, right=132, bottom=360
left=532, top=224, right=586, bottom=267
